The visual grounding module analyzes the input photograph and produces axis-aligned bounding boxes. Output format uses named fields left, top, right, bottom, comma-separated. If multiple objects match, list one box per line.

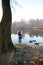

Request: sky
left=0, top=0, right=43, bottom=23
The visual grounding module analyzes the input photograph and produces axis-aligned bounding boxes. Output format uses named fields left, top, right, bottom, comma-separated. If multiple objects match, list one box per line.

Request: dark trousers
left=18, top=37, right=22, bottom=43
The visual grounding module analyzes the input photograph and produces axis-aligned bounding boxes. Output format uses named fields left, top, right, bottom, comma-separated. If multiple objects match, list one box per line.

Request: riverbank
left=0, top=44, right=43, bottom=65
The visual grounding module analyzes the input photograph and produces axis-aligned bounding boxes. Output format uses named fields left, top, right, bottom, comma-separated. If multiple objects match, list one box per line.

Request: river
left=11, top=33, right=43, bottom=46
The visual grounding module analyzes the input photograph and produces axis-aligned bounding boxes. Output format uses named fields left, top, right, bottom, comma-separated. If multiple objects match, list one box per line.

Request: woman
left=18, top=30, right=23, bottom=43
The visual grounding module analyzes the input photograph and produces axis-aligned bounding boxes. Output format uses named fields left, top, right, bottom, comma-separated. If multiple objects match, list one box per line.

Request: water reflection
left=28, top=28, right=43, bottom=37
left=12, top=28, right=43, bottom=37
left=11, top=33, right=43, bottom=46
left=11, top=29, right=43, bottom=46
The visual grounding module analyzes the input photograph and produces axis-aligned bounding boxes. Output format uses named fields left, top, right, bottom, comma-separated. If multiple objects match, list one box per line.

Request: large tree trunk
left=0, top=0, right=14, bottom=53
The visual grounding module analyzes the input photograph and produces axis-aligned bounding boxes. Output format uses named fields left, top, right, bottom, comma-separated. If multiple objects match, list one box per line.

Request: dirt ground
left=0, top=44, right=43, bottom=65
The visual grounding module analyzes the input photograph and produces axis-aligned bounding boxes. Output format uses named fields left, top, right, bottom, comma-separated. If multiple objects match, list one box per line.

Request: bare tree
left=0, top=0, right=15, bottom=53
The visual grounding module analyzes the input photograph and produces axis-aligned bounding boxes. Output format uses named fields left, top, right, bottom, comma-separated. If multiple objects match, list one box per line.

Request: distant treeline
left=11, top=19, right=43, bottom=34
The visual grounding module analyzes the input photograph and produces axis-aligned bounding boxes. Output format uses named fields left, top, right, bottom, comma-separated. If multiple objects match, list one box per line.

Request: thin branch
left=14, top=0, right=22, bottom=7
left=10, top=0, right=22, bottom=9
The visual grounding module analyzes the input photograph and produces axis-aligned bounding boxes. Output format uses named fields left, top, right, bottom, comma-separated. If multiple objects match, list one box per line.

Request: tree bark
left=0, top=0, right=14, bottom=53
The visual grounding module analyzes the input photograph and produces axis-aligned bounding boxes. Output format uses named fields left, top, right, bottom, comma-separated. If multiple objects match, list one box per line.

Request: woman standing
left=18, top=30, right=23, bottom=43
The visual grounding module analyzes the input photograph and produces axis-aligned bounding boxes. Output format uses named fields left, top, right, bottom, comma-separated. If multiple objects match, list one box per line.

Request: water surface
left=11, top=33, right=43, bottom=46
